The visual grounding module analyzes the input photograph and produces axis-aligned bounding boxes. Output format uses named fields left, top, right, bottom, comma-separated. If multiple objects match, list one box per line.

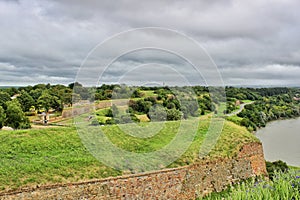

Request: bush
left=266, top=160, right=289, bottom=180
left=105, top=118, right=116, bottom=125
left=90, top=119, right=99, bottom=126
left=166, top=108, right=182, bottom=121
left=105, top=109, right=113, bottom=117
left=130, top=114, right=140, bottom=123
left=147, top=105, right=167, bottom=121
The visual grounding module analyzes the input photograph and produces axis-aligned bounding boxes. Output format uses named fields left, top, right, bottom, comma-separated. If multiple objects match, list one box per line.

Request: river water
left=256, top=118, right=300, bottom=167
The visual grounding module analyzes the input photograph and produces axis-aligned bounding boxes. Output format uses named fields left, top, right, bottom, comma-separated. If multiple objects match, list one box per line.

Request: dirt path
left=226, top=101, right=254, bottom=117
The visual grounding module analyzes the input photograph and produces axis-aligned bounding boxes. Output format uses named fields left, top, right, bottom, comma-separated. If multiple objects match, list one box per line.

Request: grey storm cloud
left=0, top=0, right=300, bottom=86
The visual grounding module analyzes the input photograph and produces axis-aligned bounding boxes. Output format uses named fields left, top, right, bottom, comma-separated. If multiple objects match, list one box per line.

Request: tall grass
left=200, top=170, right=300, bottom=200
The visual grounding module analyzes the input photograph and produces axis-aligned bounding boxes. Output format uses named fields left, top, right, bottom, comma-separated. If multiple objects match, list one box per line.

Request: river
left=256, top=118, right=300, bottom=167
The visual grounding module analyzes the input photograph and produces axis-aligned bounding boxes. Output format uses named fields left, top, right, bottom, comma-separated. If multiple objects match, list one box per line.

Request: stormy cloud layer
left=0, top=0, right=300, bottom=86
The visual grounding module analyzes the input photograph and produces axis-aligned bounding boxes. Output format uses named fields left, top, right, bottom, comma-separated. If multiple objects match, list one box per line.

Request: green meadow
left=0, top=118, right=257, bottom=191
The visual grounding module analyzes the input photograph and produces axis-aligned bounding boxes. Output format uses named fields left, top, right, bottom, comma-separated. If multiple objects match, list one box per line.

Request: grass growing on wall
left=0, top=118, right=258, bottom=191
left=199, top=170, right=300, bottom=200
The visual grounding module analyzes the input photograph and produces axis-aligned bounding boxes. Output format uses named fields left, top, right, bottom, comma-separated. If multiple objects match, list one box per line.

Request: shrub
left=105, top=118, right=116, bottom=125
left=166, top=108, right=182, bottom=121
left=90, top=119, right=99, bottom=126
left=266, top=160, right=289, bottom=180
left=147, top=105, right=167, bottom=121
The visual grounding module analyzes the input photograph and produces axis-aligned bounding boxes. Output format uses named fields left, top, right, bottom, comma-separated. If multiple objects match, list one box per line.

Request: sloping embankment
left=0, top=142, right=267, bottom=200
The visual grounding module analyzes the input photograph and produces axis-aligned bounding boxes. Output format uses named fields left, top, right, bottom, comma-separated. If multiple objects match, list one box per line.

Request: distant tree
left=17, top=90, right=35, bottom=112
left=5, top=100, right=31, bottom=129
left=5, top=87, right=18, bottom=96
left=147, top=105, right=167, bottom=121
left=132, top=89, right=143, bottom=98
left=33, top=84, right=47, bottom=90
left=37, top=91, right=61, bottom=112
left=29, top=88, right=43, bottom=102
left=68, top=82, right=83, bottom=89
left=0, top=91, right=11, bottom=109
left=0, top=106, right=5, bottom=129
left=166, top=108, right=182, bottom=121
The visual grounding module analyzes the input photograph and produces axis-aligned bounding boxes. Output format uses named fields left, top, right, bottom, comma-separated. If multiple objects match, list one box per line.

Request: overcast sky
left=0, top=0, right=300, bottom=86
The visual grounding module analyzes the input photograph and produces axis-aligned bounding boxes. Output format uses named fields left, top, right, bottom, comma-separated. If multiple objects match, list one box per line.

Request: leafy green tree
left=167, top=108, right=182, bottom=121
left=37, top=91, right=61, bottom=112
left=147, top=105, right=167, bottom=121
left=5, top=100, right=31, bottom=129
left=17, top=90, right=35, bottom=112
left=68, top=82, right=83, bottom=89
left=129, top=99, right=152, bottom=114
left=60, top=88, right=73, bottom=106
left=4, top=87, right=18, bottom=96
left=0, top=91, right=11, bottom=109
left=0, top=106, right=5, bottom=129
left=70, top=82, right=90, bottom=100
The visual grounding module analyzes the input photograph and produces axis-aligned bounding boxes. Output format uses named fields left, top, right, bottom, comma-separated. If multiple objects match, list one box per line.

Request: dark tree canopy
left=0, top=106, right=5, bottom=129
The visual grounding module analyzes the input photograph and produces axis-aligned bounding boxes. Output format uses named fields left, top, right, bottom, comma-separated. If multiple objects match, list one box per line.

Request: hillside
left=0, top=118, right=258, bottom=192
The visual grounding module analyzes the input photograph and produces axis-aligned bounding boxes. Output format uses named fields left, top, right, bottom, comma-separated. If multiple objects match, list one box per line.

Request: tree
left=0, top=91, right=11, bottom=109
left=37, top=91, right=61, bottom=112
left=60, top=88, right=73, bottom=106
left=147, top=105, right=167, bottom=121
left=5, top=100, right=31, bottom=129
left=69, top=82, right=90, bottom=100
left=68, top=82, right=83, bottom=89
left=166, top=108, right=182, bottom=121
left=0, top=106, right=5, bottom=129
left=17, top=90, right=35, bottom=112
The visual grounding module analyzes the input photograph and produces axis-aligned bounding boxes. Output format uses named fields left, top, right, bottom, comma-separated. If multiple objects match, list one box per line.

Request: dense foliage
left=0, top=83, right=75, bottom=129
left=5, top=100, right=31, bottom=129
left=225, top=87, right=300, bottom=131
left=1, top=84, right=300, bottom=129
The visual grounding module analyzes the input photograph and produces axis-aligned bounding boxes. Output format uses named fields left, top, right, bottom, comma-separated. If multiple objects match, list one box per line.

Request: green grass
left=200, top=170, right=300, bottom=200
left=0, top=118, right=258, bottom=191
left=215, top=102, right=226, bottom=117
left=241, top=100, right=254, bottom=103
left=226, top=115, right=243, bottom=125
left=0, top=127, right=120, bottom=191
left=140, top=90, right=157, bottom=97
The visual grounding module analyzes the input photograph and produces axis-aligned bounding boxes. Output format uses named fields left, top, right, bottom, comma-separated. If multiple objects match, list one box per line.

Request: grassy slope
left=0, top=118, right=258, bottom=191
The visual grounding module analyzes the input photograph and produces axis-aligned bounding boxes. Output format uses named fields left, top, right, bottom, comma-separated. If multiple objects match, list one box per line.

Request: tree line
left=1, top=83, right=299, bottom=129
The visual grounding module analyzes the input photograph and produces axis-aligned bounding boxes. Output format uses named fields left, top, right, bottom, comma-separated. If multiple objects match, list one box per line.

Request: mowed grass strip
left=0, top=119, right=258, bottom=191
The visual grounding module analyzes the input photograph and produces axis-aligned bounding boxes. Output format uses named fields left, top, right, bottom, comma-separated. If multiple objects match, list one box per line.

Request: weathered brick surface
left=0, top=142, right=267, bottom=200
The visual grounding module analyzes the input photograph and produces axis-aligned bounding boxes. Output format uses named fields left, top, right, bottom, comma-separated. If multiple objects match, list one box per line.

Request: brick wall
left=0, top=142, right=267, bottom=200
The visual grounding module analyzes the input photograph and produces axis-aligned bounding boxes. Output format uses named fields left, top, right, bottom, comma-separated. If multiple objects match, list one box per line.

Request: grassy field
left=140, top=90, right=157, bottom=97
left=0, top=118, right=258, bottom=191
